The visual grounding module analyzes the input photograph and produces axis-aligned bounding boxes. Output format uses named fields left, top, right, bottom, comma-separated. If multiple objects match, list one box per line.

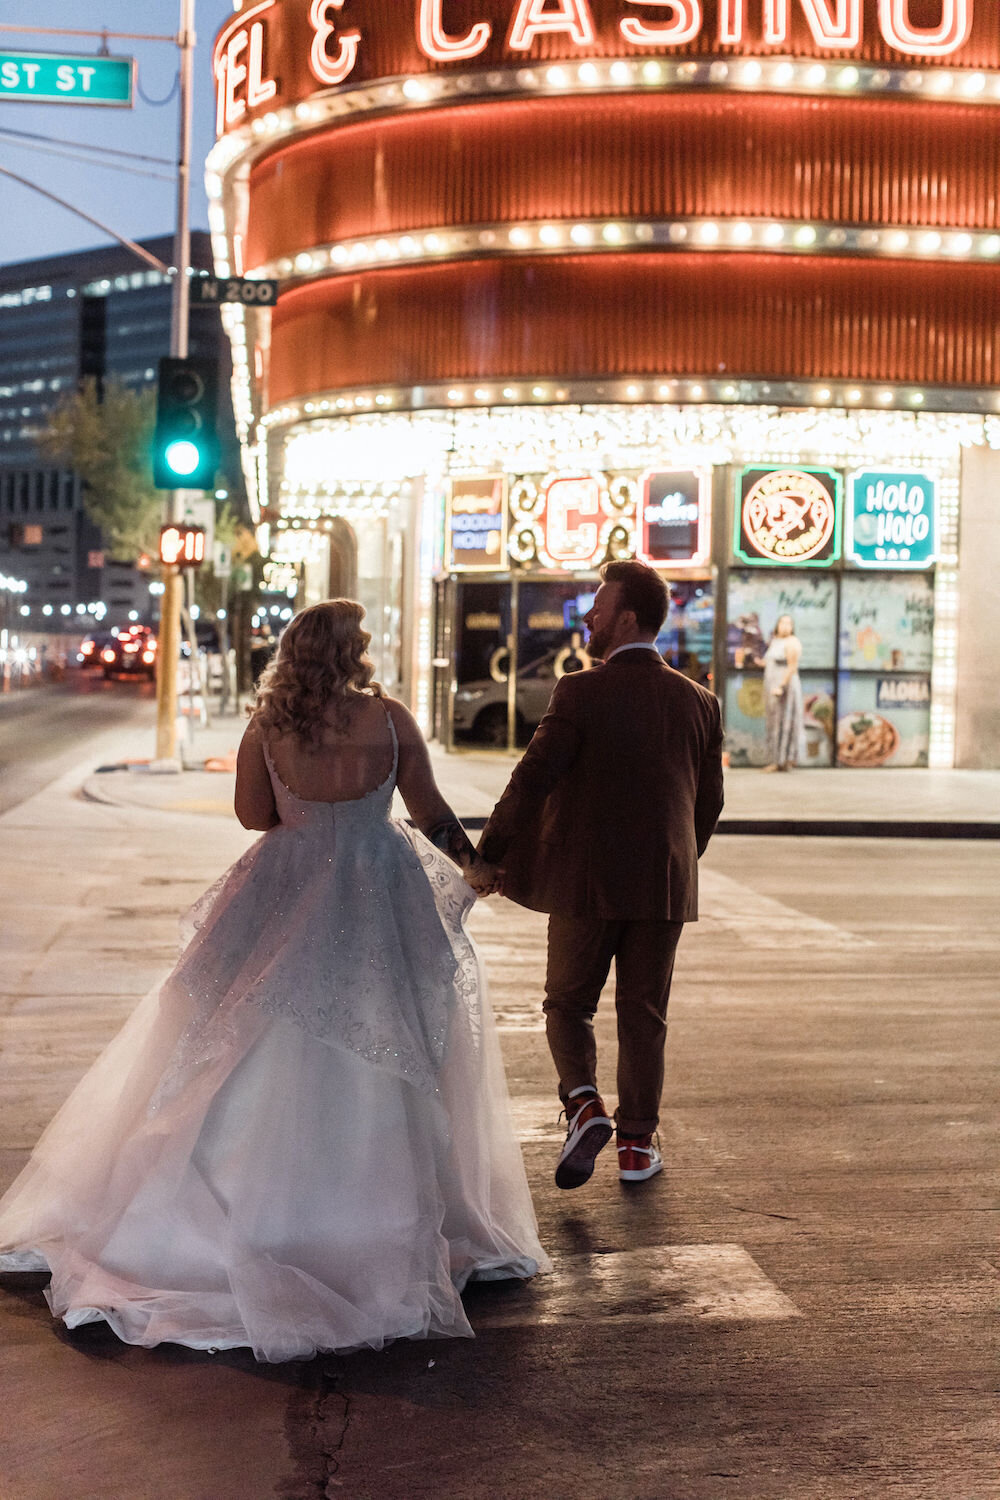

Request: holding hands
left=463, top=854, right=502, bottom=898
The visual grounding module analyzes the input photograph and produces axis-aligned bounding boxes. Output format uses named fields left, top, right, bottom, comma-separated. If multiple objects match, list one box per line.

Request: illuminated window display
left=726, top=474, right=939, bottom=768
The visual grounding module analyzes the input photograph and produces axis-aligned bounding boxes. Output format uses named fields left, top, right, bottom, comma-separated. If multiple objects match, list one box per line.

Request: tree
left=38, top=378, right=162, bottom=563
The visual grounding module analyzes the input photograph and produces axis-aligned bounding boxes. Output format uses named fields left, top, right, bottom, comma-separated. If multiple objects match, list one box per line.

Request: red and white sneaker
left=554, top=1090, right=614, bottom=1189
left=617, top=1134, right=663, bottom=1182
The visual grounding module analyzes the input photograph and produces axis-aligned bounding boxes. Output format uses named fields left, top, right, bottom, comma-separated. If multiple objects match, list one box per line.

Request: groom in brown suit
left=477, top=560, right=724, bottom=1188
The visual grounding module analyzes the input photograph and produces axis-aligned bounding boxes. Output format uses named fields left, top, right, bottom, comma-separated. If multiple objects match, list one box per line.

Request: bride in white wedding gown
left=0, top=600, right=548, bottom=1362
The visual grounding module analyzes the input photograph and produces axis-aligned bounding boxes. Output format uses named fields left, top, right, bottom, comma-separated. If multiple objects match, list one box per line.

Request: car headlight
left=455, top=688, right=487, bottom=703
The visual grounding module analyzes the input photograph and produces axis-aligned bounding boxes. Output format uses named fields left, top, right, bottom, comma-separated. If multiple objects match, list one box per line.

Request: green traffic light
left=164, top=439, right=201, bottom=477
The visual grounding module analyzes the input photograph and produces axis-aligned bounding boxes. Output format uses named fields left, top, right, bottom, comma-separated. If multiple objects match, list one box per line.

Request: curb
left=77, top=781, right=1000, bottom=840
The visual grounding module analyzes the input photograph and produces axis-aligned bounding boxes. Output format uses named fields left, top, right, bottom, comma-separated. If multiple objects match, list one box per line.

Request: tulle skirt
left=0, top=822, right=548, bottom=1362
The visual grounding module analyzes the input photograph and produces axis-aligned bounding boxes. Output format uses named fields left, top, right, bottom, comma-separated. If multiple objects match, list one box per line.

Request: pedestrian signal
left=152, top=356, right=219, bottom=490
left=159, top=524, right=207, bottom=569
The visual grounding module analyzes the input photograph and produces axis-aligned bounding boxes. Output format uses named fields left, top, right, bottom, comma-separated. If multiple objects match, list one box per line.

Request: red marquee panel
left=267, top=254, right=1000, bottom=402
left=245, top=94, right=1000, bottom=269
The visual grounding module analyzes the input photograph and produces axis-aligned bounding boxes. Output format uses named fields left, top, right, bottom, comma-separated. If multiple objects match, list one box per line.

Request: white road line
left=698, top=869, right=874, bottom=948
left=472, top=1243, right=801, bottom=1326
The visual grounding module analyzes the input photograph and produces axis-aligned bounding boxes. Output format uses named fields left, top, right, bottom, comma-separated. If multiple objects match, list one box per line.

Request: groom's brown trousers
left=543, top=914, right=684, bottom=1137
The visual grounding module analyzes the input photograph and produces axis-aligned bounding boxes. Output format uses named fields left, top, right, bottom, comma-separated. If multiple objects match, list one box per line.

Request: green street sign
left=0, top=51, right=134, bottom=107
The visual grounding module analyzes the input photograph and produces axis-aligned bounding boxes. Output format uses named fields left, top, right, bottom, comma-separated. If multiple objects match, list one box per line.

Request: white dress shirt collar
left=604, top=641, right=662, bottom=663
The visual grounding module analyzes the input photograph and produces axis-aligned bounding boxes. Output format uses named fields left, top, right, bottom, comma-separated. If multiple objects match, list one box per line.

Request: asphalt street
left=0, top=676, right=155, bottom=816
left=0, top=696, right=996, bottom=1498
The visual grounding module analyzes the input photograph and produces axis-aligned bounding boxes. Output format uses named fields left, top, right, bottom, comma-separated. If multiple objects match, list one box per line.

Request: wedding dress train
left=0, top=715, right=548, bottom=1361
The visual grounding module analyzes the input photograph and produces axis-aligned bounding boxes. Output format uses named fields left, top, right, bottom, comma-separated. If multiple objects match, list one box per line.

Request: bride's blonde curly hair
left=251, top=599, right=384, bottom=747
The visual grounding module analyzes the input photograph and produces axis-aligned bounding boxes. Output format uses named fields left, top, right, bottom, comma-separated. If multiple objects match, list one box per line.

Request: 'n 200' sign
left=216, top=1, right=980, bottom=132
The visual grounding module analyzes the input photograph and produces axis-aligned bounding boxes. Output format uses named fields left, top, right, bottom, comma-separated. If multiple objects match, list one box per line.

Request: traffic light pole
left=154, top=0, right=196, bottom=767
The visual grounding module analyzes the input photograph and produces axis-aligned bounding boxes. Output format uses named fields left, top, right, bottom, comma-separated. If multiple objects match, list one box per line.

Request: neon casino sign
left=735, top=465, right=842, bottom=567
left=502, top=473, right=632, bottom=569
left=215, top=1, right=980, bottom=131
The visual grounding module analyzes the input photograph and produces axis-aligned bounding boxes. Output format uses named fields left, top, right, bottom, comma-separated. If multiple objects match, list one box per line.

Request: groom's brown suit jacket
left=479, top=649, right=724, bottom=923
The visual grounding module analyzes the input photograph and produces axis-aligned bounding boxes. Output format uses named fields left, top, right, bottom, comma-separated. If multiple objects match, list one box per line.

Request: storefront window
left=451, top=581, right=513, bottom=747
left=657, top=580, right=714, bottom=686
left=515, top=580, right=593, bottom=746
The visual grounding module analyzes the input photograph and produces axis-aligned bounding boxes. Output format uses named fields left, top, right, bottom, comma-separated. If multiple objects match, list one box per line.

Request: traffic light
left=152, top=356, right=219, bottom=490
left=159, top=524, right=207, bottom=569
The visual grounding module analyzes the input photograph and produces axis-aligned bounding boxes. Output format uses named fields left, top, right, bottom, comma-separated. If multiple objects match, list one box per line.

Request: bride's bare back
left=236, top=694, right=476, bottom=868
left=267, top=694, right=395, bottom=804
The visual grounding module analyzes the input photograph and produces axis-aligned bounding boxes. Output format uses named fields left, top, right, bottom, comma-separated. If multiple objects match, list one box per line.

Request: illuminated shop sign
left=446, top=475, right=508, bottom=571
left=506, top=472, right=634, bottom=569
left=735, top=466, right=842, bottom=568
left=637, top=468, right=711, bottom=568
left=846, top=470, right=937, bottom=569
left=215, top=0, right=979, bottom=132
left=540, top=475, right=604, bottom=567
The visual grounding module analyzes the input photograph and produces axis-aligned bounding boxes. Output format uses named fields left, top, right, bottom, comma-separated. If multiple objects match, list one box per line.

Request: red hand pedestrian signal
left=159, top=524, right=207, bottom=569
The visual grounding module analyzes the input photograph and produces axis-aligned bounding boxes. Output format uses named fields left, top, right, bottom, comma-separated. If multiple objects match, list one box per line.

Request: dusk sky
left=1, top=1, right=234, bottom=269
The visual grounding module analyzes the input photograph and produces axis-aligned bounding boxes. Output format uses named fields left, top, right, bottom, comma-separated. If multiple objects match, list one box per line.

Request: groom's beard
left=586, top=629, right=610, bottom=660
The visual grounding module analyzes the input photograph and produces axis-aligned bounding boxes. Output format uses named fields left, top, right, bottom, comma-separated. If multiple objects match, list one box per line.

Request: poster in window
left=725, top=671, right=836, bottom=768
left=839, top=573, right=934, bottom=674
left=726, top=571, right=838, bottom=671
left=836, top=672, right=931, bottom=768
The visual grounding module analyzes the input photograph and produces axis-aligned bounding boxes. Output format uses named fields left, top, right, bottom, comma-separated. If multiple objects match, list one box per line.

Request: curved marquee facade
left=209, top=0, right=1000, bottom=766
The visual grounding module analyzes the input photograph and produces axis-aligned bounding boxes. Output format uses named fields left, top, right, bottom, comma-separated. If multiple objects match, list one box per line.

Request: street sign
left=193, top=277, right=280, bottom=307
left=0, top=51, right=134, bottom=107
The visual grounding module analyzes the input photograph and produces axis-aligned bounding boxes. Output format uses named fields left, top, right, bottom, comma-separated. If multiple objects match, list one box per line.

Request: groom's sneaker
left=554, top=1089, right=614, bottom=1189
left=617, top=1133, right=663, bottom=1183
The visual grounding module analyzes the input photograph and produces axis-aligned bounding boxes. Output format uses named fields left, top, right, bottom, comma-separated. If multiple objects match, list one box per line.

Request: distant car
left=101, top=625, right=157, bottom=680
left=453, top=648, right=589, bottom=746
left=77, top=631, right=118, bottom=668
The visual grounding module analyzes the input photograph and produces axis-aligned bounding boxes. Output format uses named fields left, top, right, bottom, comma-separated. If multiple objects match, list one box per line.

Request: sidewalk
left=83, top=711, right=1000, bottom=836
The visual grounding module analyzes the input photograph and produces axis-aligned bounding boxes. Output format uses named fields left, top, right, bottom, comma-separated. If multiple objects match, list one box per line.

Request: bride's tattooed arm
left=391, top=699, right=499, bottom=892
left=425, top=817, right=477, bottom=869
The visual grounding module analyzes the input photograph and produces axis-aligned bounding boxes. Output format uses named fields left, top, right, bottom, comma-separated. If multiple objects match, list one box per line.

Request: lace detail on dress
left=405, top=832, right=482, bottom=1051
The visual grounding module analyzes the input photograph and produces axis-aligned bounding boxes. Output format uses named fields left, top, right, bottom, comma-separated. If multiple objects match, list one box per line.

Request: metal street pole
left=154, top=0, right=195, bottom=767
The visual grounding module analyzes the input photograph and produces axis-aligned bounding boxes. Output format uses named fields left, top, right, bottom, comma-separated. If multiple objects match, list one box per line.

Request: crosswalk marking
left=471, top=1243, right=801, bottom=1326
left=698, top=869, right=874, bottom=948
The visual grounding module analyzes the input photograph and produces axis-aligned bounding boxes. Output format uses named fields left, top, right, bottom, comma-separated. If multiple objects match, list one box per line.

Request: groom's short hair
left=600, top=560, right=670, bottom=634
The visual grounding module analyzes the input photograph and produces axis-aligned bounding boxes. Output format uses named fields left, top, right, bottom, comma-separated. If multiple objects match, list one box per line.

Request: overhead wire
left=0, top=126, right=173, bottom=168
left=0, top=133, right=175, bottom=182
